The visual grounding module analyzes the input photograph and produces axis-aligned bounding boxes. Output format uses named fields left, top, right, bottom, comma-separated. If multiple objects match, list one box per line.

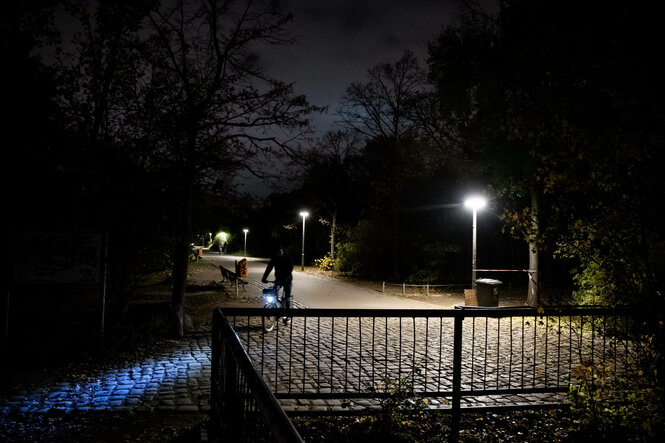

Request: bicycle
left=262, top=282, right=291, bottom=332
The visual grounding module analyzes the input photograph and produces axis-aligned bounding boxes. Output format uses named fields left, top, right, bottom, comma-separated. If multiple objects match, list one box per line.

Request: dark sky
left=238, top=0, right=498, bottom=196
left=258, top=0, right=493, bottom=135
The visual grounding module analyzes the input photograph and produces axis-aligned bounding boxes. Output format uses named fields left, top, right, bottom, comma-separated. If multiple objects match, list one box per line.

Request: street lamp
left=464, top=196, right=487, bottom=289
left=242, top=229, right=248, bottom=257
left=299, top=211, right=309, bottom=271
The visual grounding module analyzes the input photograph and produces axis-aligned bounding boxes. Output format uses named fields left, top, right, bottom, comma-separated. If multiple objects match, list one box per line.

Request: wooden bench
left=219, top=265, right=248, bottom=291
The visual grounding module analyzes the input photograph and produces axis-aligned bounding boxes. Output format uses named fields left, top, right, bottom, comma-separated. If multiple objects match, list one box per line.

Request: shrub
left=314, top=255, right=335, bottom=271
left=568, top=327, right=665, bottom=441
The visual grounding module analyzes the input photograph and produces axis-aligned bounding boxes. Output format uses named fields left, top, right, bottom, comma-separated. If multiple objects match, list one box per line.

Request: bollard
left=402, top=283, right=405, bottom=294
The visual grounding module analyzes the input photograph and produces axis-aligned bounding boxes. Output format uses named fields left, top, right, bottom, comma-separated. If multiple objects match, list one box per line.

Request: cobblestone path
left=0, top=332, right=212, bottom=415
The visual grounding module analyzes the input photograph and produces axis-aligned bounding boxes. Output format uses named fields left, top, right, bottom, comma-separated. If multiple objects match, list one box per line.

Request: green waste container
left=475, top=278, right=502, bottom=307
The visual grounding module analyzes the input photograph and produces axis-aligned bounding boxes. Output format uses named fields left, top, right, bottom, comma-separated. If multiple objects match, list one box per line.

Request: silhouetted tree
left=338, top=51, right=440, bottom=277
left=137, top=0, right=315, bottom=334
left=429, top=0, right=665, bottom=305
left=300, top=130, right=362, bottom=260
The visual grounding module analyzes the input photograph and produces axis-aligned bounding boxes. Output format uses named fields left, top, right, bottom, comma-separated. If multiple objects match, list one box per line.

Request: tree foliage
left=428, top=0, right=665, bottom=304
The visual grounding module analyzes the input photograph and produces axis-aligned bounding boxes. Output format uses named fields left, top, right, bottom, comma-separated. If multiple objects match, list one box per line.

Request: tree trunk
left=391, top=205, right=400, bottom=278
left=330, top=204, right=337, bottom=259
left=170, top=162, right=194, bottom=337
left=526, top=188, right=540, bottom=306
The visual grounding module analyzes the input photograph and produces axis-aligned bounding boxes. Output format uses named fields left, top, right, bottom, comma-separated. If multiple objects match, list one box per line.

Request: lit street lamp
left=464, top=196, right=487, bottom=289
left=299, top=211, right=309, bottom=271
left=242, top=229, right=249, bottom=257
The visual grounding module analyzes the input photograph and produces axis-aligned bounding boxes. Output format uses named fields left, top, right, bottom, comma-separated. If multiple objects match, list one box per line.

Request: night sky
left=237, top=0, right=499, bottom=195
left=259, top=0, right=466, bottom=134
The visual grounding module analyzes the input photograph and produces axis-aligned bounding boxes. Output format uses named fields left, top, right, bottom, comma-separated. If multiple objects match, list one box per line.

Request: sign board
left=12, top=231, right=104, bottom=285
left=236, top=258, right=248, bottom=278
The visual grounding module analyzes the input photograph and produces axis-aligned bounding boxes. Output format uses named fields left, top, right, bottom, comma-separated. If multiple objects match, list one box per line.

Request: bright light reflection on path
left=0, top=332, right=211, bottom=414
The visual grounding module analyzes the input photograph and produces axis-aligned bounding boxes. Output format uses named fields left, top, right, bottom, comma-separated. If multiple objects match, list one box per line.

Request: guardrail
left=381, top=281, right=466, bottom=295
left=210, top=309, right=304, bottom=442
left=215, top=305, right=662, bottom=439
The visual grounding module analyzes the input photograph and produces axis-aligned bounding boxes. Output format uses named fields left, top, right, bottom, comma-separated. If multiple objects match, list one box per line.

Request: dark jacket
left=262, top=253, right=293, bottom=283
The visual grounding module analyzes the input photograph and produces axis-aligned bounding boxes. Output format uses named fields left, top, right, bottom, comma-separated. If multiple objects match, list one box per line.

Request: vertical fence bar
left=344, top=317, right=349, bottom=392
left=317, top=316, right=321, bottom=394
left=302, top=317, right=307, bottom=393
left=483, top=317, right=488, bottom=390
left=412, top=317, right=417, bottom=393
left=544, top=316, right=549, bottom=387
left=496, top=317, right=500, bottom=389
left=532, top=314, right=537, bottom=388
left=399, top=317, right=403, bottom=390
left=358, top=317, right=363, bottom=392
left=210, top=312, right=221, bottom=441
left=330, top=317, right=335, bottom=393
left=521, top=316, right=526, bottom=389
left=471, top=318, right=476, bottom=389
left=372, top=317, right=376, bottom=391
left=424, top=317, right=429, bottom=391
left=438, top=318, right=443, bottom=392
left=451, top=310, right=463, bottom=442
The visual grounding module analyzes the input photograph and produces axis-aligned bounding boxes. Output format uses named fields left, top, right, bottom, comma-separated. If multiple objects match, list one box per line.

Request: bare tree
left=301, top=130, right=362, bottom=259
left=338, top=50, right=428, bottom=141
left=136, top=0, right=315, bottom=335
left=56, top=0, right=315, bottom=336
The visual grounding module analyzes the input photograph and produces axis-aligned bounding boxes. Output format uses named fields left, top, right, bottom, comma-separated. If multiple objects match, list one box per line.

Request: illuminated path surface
left=0, top=332, right=211, bottom=414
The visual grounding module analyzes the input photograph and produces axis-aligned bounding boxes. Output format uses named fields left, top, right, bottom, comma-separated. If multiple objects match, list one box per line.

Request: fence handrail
left=215, top=305, right=662, bottom=441
left=219, top=304, right=654, bottom=319
left=211, top=309, right=304, bottom=442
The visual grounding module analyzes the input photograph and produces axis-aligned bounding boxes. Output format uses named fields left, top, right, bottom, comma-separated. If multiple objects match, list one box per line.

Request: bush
left=314, top=255, right=335, bottom=271
left=568, top=327, right=665, bottom=441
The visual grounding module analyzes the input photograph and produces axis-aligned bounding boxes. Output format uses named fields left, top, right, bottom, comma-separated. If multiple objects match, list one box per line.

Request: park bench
left=219, top=265, right=248, bottom=291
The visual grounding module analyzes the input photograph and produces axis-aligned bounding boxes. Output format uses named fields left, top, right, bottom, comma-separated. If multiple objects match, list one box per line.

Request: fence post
left=402, top=283, right=405, bottom=294
left=382, top=282, right=385, bottom=293
left=209, top=311, right=221, bottom=441
left=451, top=309, right=463, bottom=441
left=224, top=343, right=241, bottom=441
left=426, top=283, right=429, bottom=296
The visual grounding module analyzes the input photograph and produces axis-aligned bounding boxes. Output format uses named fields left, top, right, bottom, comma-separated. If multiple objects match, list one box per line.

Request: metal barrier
left=216, top=305, right=662, bottom=437
left=382, top=281, right=466, bottom=295
left=210, top=309, right=304, bottom=442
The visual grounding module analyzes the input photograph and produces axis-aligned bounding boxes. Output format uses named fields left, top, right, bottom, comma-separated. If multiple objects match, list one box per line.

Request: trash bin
left=474, top=278, right=502, bottom=307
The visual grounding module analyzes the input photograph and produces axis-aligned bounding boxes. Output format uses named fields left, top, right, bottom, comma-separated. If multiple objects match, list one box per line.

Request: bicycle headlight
left=265, top=295, right=275, bottom=303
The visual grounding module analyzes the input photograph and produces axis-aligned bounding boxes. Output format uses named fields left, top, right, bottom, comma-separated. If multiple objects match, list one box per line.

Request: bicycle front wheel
left=263, top=303, right=278, bottom=332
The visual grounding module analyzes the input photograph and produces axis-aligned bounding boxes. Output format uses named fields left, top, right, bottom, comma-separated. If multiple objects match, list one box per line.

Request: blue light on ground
left=0, top=335, right=211, bottom=414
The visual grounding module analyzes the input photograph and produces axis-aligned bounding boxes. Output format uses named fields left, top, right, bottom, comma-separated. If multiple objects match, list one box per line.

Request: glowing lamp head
left=464, top=196, right=487, bottom=211
left=299, top=211, right=309, bottom=218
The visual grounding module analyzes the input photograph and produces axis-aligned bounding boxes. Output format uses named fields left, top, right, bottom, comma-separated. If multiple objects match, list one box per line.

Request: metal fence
left=213, top=305, right=662, bottom=438
left=210, top=309, right=304, bottom=442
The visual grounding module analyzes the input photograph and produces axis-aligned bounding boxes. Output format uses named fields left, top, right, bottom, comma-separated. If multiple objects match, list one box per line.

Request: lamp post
left=299, top=211, right=309, bottom=271
left=464, top=196, right=487, bottom=289
left=242, top=229, right=248, bottom=257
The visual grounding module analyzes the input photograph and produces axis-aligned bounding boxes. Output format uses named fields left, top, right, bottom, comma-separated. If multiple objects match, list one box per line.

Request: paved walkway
left=0, top=332, right=212, bottom=415
left=0, top=254, right=570, bottom=425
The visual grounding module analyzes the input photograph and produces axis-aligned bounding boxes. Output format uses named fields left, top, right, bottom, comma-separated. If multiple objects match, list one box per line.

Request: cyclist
left=261, top=246, right=294, bottom=317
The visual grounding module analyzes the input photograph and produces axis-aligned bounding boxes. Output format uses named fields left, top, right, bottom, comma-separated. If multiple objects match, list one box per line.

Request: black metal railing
left=210, top=309, right=304, bottom=442
left=214, top=305, right=661, bottom=438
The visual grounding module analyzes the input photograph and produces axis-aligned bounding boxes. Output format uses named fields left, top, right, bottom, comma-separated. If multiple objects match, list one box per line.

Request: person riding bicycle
left=261, top=246, right=294, bottom=310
